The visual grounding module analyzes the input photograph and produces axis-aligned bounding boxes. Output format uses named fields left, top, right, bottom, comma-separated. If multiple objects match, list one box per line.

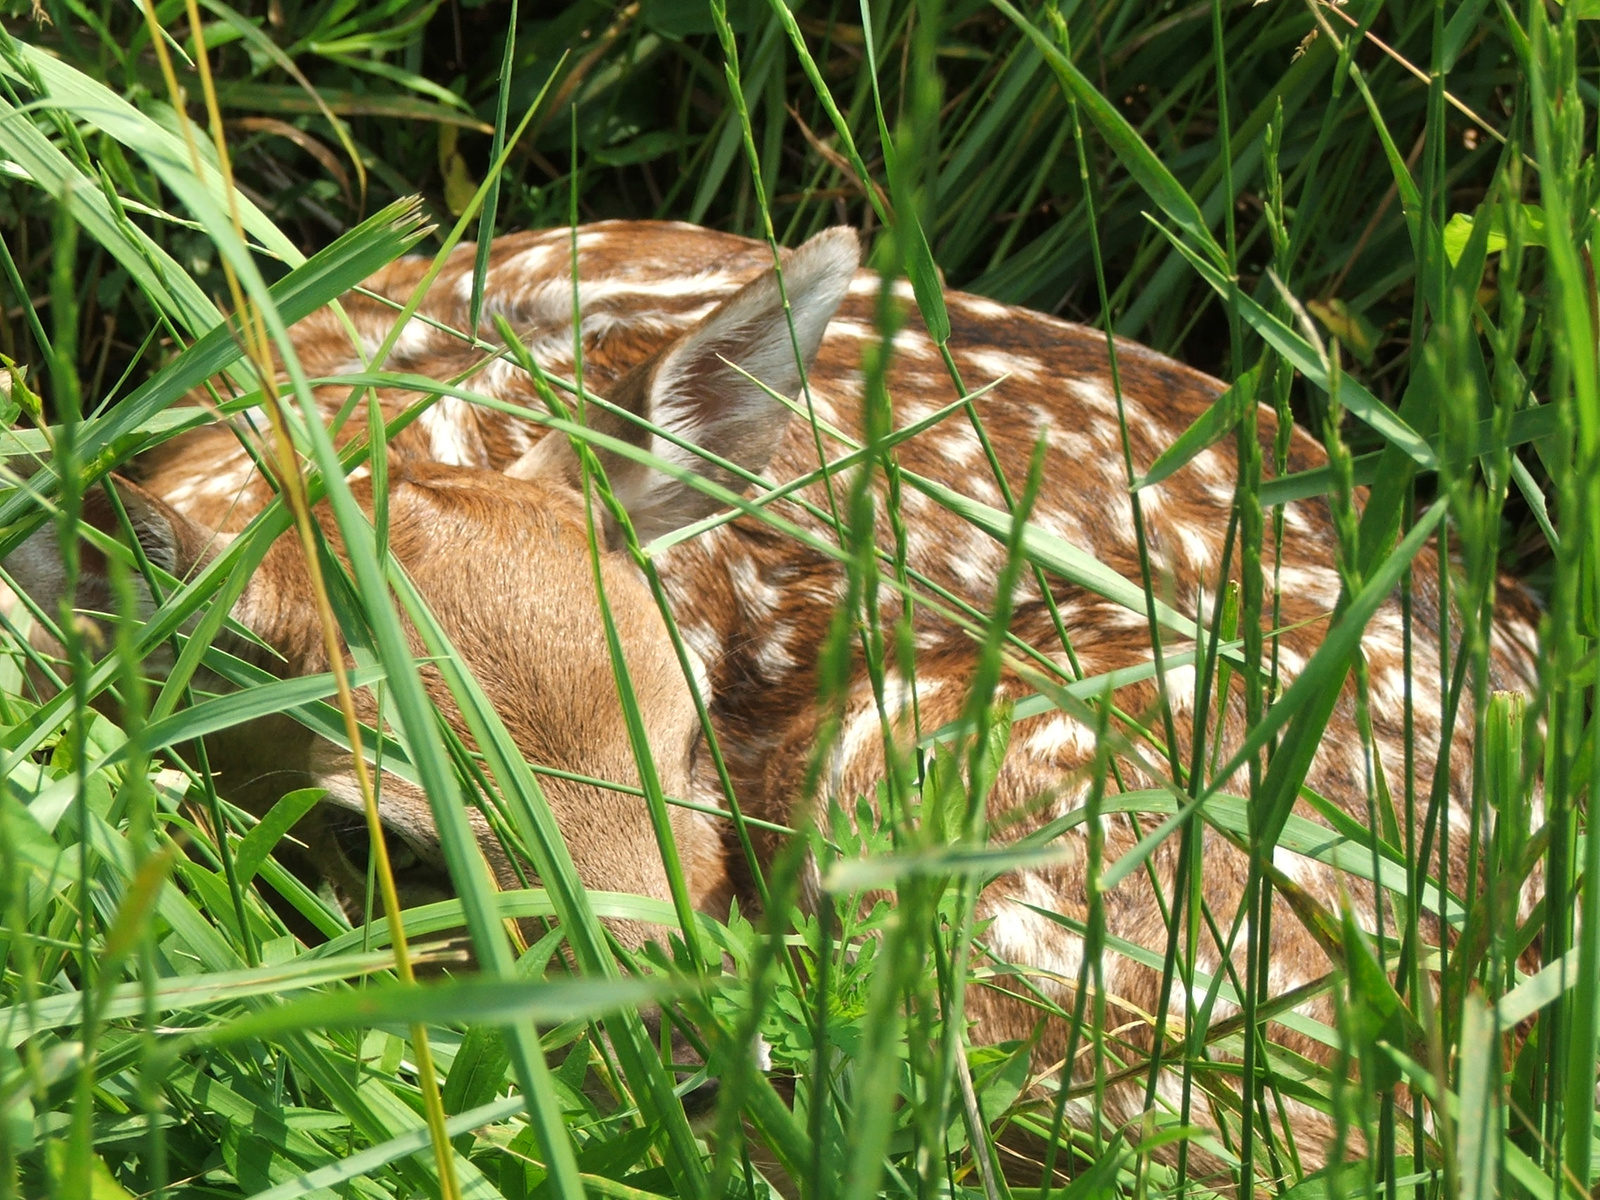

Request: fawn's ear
left=4, top=475, right=217, bottom=629
left=512, top=227, right=860, bottom=542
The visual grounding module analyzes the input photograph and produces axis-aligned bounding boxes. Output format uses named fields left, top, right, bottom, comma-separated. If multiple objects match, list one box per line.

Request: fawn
left=5, top=221, right=1544, bottom=1176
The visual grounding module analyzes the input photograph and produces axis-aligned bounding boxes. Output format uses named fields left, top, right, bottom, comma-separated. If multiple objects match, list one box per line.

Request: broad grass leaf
left=1207, top=497, right=1448, bottom=843
left=203, top=976, right=677, bottom=1045
left=247, top=1096, right=525, bottom=1200
left=1134, top=364, right=1262, bottom=491
left=129, top=667, right=383, bottom=761
left=1340, top=909, right=1417, bottom=1092
left=213, top=81, right=494, bottom=129
left=233, top=787, right=328, bottom=885
left=1442, top=203, right=1549, bottom=267
left=0, top=947, right=404, bottom=1047
left=307, top=889, right=745, bottom=961
left=0, top=90, right=224, bottom=338
left=3, top=41, right=301, bottom=263
left=1456, top=990, right=1500, bottom=1200
left=442, top=1024, right=513, bottom=1141
left=1498, top=946, right=1580, bottom=1027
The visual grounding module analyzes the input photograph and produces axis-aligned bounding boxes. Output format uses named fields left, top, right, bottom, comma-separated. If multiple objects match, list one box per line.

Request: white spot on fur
left=679, top=621, right=722, bottom=674
left=1272, top=843, right=1314, bottom=887
left=1274, top=644, right=1307, bottom=678
left=417, top=396, right=483, bottom=465
left=1027, top=714, right=1094, bottom=759
left=592, top=274, right=740, bottom=302
left=1046, top=427, right=1095, bottom=462
left=826, top=317, right=876, bottom=342
left=1264, top=955, right=1315, bottom=999
left=1186, top=964, right=1237, bottom=1022
left=1162, top=663, right=1197, bottom=712
left=834, top=671, right=930, bottom=774
left=754, top=625, right=797, bottom=678
left=498, top=242, right=558, bottom=284
left=988, top=873, right=1083, bottom=987
left=1099, top=497, right=1138, bottom=545
left=964, top=348, right=1042, bottom=383
left=846, top=275, right=914, bottom=300
left=890, top=330, right=938, bottom=360
left=936, top=424, right=988, bottom=466
left=1369, top=665, right=1409, bottom=711
left=1193, top=447, right=1231, bottom=485
left=674, top=642, right=709, bottom=703
left=1066, top=376, right=1118, bottom=416
left=386, top=314, right=436, bottom=360
left=729, top=556, right=781, bottom=615
left=957, top=294, right=1010, bottom=321
left=793, top=385, right=841, bottom=428
left=1276, top=564, right=1340, bottom=607
left=949, top=526, right=1004, bottom=588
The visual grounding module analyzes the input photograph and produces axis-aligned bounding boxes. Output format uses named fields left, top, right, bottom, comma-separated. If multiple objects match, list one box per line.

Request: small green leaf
left=0, top=356, right=33, bottom=425
left=1305, top=299, right=1382, bottom=365
left=591, top=130, right=686, bottom=167
left=204, top=976, right=680, bottom=1046
left=1134, top=364, right=1262, bottom=490
left=438, top=126, right=479, bottom=217
left=46, top=1144, right=136, bottom=1200
left=100, top=847, right=176, bottom=971
left=233, top=787, right=328, bottom=885
left=1341, top=908, right=1417, bottom=1092
left=1442, top=203, right=1548, bottom=266
left=1457, top=990, right=1501, bottom=1200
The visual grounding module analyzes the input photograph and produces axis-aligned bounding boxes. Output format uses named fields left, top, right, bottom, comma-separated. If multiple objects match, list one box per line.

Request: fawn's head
left=5, top=226, right=862, bottom=931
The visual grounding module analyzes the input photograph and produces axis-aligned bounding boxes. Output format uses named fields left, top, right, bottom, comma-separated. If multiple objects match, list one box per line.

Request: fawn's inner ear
left=644, top=226, right=860, bottom=452
left=509, top=227, right=860, bottom=543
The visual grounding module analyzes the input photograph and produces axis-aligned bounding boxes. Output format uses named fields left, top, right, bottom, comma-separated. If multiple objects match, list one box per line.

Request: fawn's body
left=17, top=221, right=1543, bottom=1175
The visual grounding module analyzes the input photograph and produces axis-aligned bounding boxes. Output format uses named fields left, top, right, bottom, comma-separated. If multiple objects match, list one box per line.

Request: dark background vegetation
left=0, top=0, right=1532, bottom=393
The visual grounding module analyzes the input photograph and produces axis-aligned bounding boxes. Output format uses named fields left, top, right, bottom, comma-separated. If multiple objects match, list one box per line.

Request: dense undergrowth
left=0, top=0, right=1595, bottom=1196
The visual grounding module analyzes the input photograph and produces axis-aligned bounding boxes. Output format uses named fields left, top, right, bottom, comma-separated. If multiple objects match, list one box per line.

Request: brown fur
left=14, top=221, right=1544, bottom=1181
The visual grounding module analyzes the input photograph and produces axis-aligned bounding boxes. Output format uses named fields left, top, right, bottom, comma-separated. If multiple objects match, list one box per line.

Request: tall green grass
left=0, top=0, right=1592, bottom=1196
